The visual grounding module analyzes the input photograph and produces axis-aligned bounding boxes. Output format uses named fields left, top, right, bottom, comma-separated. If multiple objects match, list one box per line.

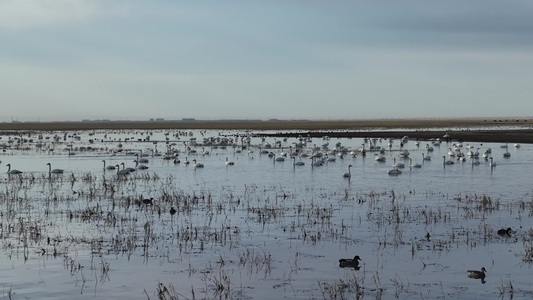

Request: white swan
left=46, top=163, right=64, bottom=174
left=502, top=143, right=511, bottom=158
left=121, top=162, right=136, bottom=173
left=374, top=153, right=386, bottom=162
left=392, top=158, right=405, bottom=168
left=343, top=164, right=353, bottom=178
left=6, top=164, right=22, bottom=174
left=473, top=148, right=480, bottom=158
left=399, top=150, right=410, bottom=158
left=134, top=160, right=149, bottom=170
left=387, top=167, right=402, bottom=175
left=447, top=148, right=456, bottom=157
left=489, top=157, right=497, bottom=168
left=193, top=159, right=204, bottom=168
left=311, top=156, right=324, bottom=167
left=102, top=160, right=116, bottom=170
left=443, top=156, right=454, bottom=165
left=273, top=154, right=285, bottom=162
left=136, top=154, right=149, bottom=164
left=422, top=153, right=431, bottom=161
left=292, top=157, right=305, bottom=166
left=409, top=158, right=422, bottom=168
left=116, top=164, right=130, bottom=175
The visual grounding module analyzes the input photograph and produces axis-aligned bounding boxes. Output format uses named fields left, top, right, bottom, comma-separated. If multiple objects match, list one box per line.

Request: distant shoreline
left=1, top=118, right=533, bottom=143
left=1, top=118, right=531, bottom=131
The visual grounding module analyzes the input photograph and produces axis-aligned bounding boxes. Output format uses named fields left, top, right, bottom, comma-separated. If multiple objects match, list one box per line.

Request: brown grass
left=1, top=118, right=530, bottom=131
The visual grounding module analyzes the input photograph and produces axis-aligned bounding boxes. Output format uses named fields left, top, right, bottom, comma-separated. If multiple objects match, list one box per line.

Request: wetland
left=1, top=119, right=533, bottom=299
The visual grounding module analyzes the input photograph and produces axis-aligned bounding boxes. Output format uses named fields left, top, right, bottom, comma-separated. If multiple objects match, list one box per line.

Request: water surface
left=0, top=130, right=531, bottom=299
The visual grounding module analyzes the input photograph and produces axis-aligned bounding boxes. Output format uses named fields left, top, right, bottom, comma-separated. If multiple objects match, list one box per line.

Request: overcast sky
left=1, top=0, right=533, bottom=122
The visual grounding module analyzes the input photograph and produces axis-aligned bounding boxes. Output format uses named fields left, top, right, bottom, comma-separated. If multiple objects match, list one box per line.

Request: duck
left=497, top=227, right=512, bottom=236
left=467, top=267, right=487, bottom=283
left=142, top=197, right=154, bottom=205
left=339, top=255, right=361, bottom=269
left=225, top=157, right=235, bottom=166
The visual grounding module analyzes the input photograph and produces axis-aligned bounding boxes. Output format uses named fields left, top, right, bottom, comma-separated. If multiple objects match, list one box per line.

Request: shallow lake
left=0, top=129, right=531, bottom=299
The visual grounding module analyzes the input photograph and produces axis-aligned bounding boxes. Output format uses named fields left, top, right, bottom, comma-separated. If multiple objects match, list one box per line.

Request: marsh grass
left=1, top=132, right=533, bottom=299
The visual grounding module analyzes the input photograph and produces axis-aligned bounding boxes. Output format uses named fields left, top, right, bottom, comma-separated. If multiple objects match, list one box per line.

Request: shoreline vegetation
left=2, top=118, right=533, bottom=143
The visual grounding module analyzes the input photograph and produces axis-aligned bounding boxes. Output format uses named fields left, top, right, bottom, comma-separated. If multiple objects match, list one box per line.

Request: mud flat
left=2, top=118, right=533, bottom=143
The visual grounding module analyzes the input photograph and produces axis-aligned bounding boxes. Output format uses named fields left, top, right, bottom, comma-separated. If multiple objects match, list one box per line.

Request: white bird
left=343, top=164, right=353, bottom=178
left=116, top=165, right=131, bottom=175
left=6, top=164, right=22, bottom=174
left=489, top=157, right=497, bottom=168
left=102, top=160, right=116, bottom=170
left=136, top=154, right=149, bottom=164
left=502, top=143, right=511, bottom=158
left=387, top=167, right=402, bottom=175
left=374, top=154, right=386, bottom=162
left=134, top=160, right=149, bottom=170
left=409, top=158, right=422, bottom=168
left=503, top=149, right=511, bottom=158
left=311, top=156, right=324, bottom=167
left=46, top=163, right=64, bottom=174
left=443, top=156, right=454, bottom=165
left=292, top=157, right=305, bottom=166
left=193, top=159, right=204, bottom=168
left=273, top=154, right=285, bottom=162
left=447, top=148, right=456, bottom=157
left=422, top=153, right=431, bottom=161
left=392, top=158, right=405, bottom=168
left=473, top=148, right=480, bottom=158
left=121, top=162, right=136, bottom=173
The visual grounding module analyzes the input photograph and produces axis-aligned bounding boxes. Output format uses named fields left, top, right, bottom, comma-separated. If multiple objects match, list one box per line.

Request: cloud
left=0, top=0, right=101, bottom=29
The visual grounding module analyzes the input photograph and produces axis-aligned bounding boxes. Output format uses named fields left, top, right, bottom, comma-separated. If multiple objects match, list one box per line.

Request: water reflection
left=0, top=129, right=532, bottom=299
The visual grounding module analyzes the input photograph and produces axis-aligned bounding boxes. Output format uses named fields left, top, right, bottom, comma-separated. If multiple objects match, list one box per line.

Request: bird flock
left=1, top=130, right=518, bottom=180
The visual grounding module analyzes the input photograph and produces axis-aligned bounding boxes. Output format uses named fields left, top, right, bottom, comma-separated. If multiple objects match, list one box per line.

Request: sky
left=1, top=0, right=533, bottom=122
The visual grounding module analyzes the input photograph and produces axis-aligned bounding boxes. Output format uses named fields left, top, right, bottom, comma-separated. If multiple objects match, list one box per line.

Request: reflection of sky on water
left=0, top=129, right=530, bottom=299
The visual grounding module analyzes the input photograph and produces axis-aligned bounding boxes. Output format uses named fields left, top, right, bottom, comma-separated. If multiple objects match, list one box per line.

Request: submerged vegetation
left=1, top=128, right=532, bottom=299
left=2, top=172, right=532, bottom=299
